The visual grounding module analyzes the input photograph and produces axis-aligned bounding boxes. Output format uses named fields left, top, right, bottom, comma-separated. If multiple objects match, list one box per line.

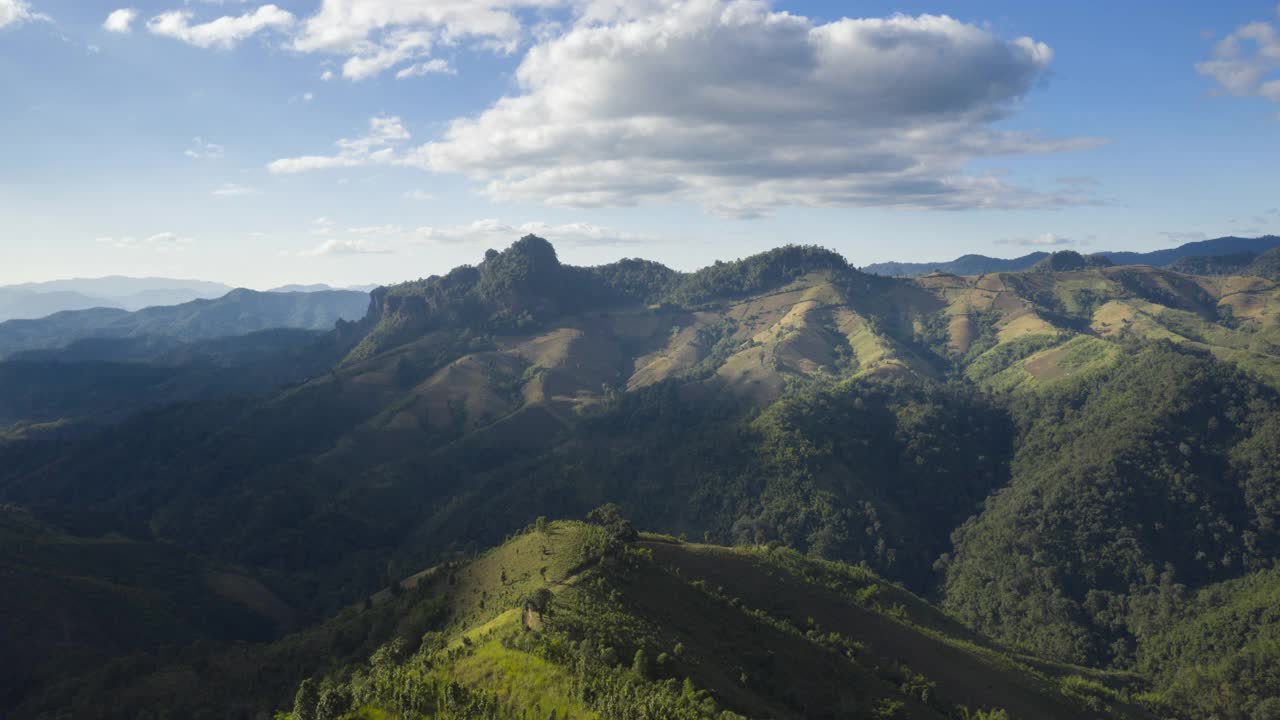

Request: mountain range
left=0, top=287, right=370, bottom=359
left=4, top=236, right=1280, bottom=719
left=0, top=276, right=233, bottom=322
left=862, top=234, right=1280, bottom=277
left=0, top=277, right=382, bottom=323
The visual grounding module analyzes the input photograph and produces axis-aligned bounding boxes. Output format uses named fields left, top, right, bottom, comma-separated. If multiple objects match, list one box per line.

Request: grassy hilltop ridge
left=23, top=519, right=1156, bottom=720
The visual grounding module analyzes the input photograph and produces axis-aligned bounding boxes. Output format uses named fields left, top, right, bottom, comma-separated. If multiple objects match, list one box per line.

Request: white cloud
left=996, top=232, right=1074, bottom=247
left=320, top=69, right=334, bottom=81
left=300, top=238, right=393, bottom=256
left=397, top=58, right=456, bottom=78
left=268, top=115, right=409, bottom=173
left=341, top=28, right=433, bottom=80
left=288, top=0, right=555, bottom=79
left=266, top=3, right=1099, bottom=214
left=0, top=0, right=49, bottom=28
left=385, top=3, right=1099, bottom=216
left=185, top=136, right=224, bottom=159
left=103, top=8, right=137, bottom=33
left=303, top=92, right=315, bottom=102
left=98, top=232, right=196, bottom=250
left=413, top=219, right=653, bottom=246
left=1197, top=12, right=1280, bottom=109
left=147, top=4, right=294, bottom=49
left=211, top=182, right=255, bottom=196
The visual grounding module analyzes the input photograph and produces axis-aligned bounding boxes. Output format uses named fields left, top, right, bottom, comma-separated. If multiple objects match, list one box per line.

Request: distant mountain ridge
left=0, top=276, right=234, bottom=322
left=0, top=277, right=382, bottom=322
left=268, top=283, right=382, bottom=293
left=863, top=234, right=1280, bottom=277
left=0, top=288, right=370, bottom=359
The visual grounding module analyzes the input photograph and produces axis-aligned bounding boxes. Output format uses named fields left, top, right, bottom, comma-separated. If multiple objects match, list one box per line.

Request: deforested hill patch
left=344, top=238, right=872, bottom=365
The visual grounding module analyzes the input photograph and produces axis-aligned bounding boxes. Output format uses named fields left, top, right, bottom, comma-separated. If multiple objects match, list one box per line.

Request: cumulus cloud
left=401, top=2, right=1100, bottom=213
left=0, top=0, right=49, bottom=28
left=98, top=232, right=196, bottom=250
left=413, top=219, right=653, bottom=246
left=268, top=116, right=409, bottom=173
left=1197, top=10, right=1280, bottom=108
left=300, top=238, right=393, bottom=256
left=103, top=8, right=137, bottom=33
left=266, top=3, right=1099, bottom=215
left=996, top=232, right=1074, bottom=247
left=383, top=3, right=1098, bottom=216
left=147, top=4, right=294, bottom=49
left=289, top=0, right=554, bottom=79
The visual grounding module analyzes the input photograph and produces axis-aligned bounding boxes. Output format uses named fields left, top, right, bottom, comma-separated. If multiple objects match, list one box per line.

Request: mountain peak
left=1032, top=250, right=1114, bottom=272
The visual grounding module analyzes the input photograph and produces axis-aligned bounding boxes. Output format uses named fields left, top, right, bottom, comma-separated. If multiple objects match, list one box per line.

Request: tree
left=586, top=503, right=638, bottom=543
left=526, top=587, right=554, bottom=613
left=314, top=684, right=350, bottom=720
left=292, top=678, right=318, bottom=720
left=633, top=649, right=651, bottom=680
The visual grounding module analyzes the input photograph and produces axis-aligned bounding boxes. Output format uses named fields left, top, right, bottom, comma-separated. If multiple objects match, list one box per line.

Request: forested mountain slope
left=863, top=235, right=1280, bottom=277
left=4, top=236, right=1280, bottom=719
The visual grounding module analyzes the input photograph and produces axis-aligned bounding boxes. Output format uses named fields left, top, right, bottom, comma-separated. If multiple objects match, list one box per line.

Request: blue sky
left=1, top=0, right=1278, bottom=288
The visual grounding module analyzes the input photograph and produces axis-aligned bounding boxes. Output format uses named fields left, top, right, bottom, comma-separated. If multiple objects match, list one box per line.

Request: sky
left=1, top=0, right=1279, bottom=289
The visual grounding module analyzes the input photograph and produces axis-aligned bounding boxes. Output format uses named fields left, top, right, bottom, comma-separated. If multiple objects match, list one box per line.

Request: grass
left=450, top=620, right=598, bottom=720
left=641, top=541, right=1153, bottom=720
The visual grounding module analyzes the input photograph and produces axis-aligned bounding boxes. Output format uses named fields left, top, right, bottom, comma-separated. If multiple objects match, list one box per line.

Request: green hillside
left=0, top=505, right=291, bottom=710
left=5, top=238, right=1280, bottom=719
left=20, top=519, right=1157, bottom=720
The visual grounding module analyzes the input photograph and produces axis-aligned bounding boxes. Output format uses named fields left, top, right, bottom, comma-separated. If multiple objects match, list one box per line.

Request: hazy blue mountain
left=861, top=251, right=1051, bottom=277
left=0, top=277, right=234, bottom=321
left=0, top=289, right=120, bottom=322
left=8, top=276, right=232, bottom=298
left=0, top=288, right=370, bottom=359
left=863, top=234, right=1280, bottom=277
left=268, top=283, right=337, bottom=293
left=269, top=283, right=384, bottom=293
left=1102, top=234, right=1280, bottom=267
